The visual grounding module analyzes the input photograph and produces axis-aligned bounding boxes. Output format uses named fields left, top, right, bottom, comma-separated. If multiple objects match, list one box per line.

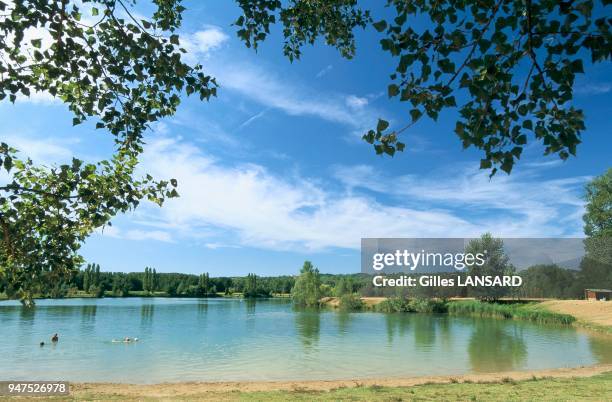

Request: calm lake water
left=1, top=298, right=611, bottom=383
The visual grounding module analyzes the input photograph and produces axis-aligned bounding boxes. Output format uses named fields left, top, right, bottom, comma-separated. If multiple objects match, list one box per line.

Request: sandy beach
left=67, top=364, right=612, bottom=398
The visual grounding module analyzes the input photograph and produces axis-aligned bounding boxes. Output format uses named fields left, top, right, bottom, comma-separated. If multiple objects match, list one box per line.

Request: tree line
left=0, top=256, right=607, bottom=302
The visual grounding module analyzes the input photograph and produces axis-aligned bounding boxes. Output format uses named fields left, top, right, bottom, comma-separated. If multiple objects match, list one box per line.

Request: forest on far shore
left=3, top=255, right=608, bottom=301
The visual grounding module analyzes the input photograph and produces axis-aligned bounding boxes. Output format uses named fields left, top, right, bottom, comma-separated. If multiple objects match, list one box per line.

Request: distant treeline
left=5, top=256, right=608, bottom=301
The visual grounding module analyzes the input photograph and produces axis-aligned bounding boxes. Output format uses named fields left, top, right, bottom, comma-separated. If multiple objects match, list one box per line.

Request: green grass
left=371, top=298, right=576, bottom=326
left=447, top=300, right=576, bottom=325
left=57, top=372, right=612, bottom=401
left=374, top=297, right=448, bottom=314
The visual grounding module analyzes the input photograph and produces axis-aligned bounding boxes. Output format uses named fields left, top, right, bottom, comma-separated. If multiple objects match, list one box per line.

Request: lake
left=1, top=298, right=611, bottom=383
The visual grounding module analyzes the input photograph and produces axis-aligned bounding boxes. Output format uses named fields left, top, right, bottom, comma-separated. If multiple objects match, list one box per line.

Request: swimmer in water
left=51, top=333, right=59, bottom=342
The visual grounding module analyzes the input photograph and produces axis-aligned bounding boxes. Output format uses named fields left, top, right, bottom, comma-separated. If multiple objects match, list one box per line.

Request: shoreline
left=69, top=364, right=612, bottom=396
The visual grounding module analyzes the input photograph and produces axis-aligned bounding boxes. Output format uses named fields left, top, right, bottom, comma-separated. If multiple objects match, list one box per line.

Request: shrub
left=339, top=293, right=364, bottom=311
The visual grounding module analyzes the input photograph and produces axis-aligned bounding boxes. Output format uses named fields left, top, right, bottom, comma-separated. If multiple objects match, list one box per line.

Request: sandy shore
left=69, top=364, right=612, bottom=398
left=540, top=300, right=612, bottom=327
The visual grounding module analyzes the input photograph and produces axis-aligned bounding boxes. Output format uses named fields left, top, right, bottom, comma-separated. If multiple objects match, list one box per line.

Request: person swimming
left=40, top=341, right=45, bottom=347
left=112, top=337, right=139, bottom=343
left=51, top=333, right=59, bottom=342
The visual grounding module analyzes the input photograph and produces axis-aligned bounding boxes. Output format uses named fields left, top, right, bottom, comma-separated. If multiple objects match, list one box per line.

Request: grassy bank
left=447, top=300, right=576, bottom=325
left=356, top=297, right=577, bottom=326
left=234, top=373, right=612, bottom=402
left=60, top=370, right=612, bottom=401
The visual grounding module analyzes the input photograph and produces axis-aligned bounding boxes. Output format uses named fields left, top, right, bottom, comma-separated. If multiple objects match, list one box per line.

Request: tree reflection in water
left=294, top=307, right=320, bottom=349
left=468, top=320, right=527, bottom=372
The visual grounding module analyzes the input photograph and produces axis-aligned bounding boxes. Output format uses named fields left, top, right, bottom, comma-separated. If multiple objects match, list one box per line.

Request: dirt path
left=67, top=364, right=612, bottom=398
left=540, top=300, right=612, bottom=327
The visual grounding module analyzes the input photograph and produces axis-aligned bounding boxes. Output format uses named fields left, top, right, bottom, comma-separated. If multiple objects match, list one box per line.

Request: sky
left=1, top=1, right=611, bottom=276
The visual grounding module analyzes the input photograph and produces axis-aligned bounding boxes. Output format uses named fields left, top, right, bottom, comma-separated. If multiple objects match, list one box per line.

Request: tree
left=152, top=268, right=159, bottom=292
left=2, top=1, right=609, bottom=304
left=334, top=276, right=353, bottom=296
left=465, top=233, right=515, bottom=301
left=83, top=264, right=91, bottom=293
left=234, top=0, right=611, bottom=175
left=112, top=273, right=130, bottom=297
left=243, top=273, right=259, bottom=298
left=583, top=168, right=612, bottom=266
left=196, top=272, right=212, bottom=296
left=0, top=0, right=211, bottom=305
left=518, top=264, right=580, bottom=299
left=292, top=261, right=322, bottom=307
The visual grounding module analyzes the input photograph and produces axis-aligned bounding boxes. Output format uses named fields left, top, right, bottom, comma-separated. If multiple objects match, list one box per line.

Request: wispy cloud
left=332, top=163, right=588, bottom=237
left=180, top=26, right=230, bottom=63
left=114, top=137, right=590, bottom=251
left=99, top=225, right=174, bottom=243
left=179, top=27, right=381, bottom=138
left=237, top=109, right=268, bottom=131
left=346, top=95, right=368, bottom=109
left=575, top=82, right=612, bottom=95
left=212, top=62, right=379, bottom=133
left=2, top=134, right=76, bottom=164
left=315, top=64, right=333, bottom=78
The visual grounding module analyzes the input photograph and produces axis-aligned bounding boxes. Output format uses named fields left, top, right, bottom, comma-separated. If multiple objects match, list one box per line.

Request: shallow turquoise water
left=1, top=298, right=611, bottom=383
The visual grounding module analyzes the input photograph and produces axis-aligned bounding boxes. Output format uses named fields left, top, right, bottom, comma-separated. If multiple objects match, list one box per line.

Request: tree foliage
left=291, top=260, right=322, bottom=307
left=0, top=145, right=175, bottom=305
left=583, top=168, right=612, bottom=266
left=0, top=0, right=214, bottom=304
left=581, top=168, right=611, bottom=287
left=235, top=0, right=611, bottom=175
left=465, top=233, right=515, bottom=301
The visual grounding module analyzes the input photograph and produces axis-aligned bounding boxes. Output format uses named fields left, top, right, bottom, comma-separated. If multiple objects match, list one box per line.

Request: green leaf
left=522, top=120, right=533, bottom=130
left=388, top=84, right=399, bottom=97
left=376, top=119, right=389, bottom=132
left=31, top=39, right=42, bottom=48
left=570, top=60, right=584, bottom=73
left=373, top=20, right=387, bottom=32
left=409, top=109, right=422, bottom=122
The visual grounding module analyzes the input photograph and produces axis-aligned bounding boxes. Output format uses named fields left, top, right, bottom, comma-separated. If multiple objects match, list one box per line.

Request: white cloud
left=97, top=225, right=173, bottom=243
left=2, top=135, right=75, bottom=164
left=575, top=82, right=612, bottom=95
left=213, top=62, right=378, bottom=132
left=181, top=26, right=229, bottom=63
left=125, top=137, right=588, bottom=252
left=124, top=229, right=174, bottom=242
left=237, top=109, right=268, bottom=131
left=16, top=91, right=61, bottom=105
left=315, top=64, right=333, bottom=78
left=346, top=95, right=368, bottom=109
left=332, top=163, right=588, bottom=237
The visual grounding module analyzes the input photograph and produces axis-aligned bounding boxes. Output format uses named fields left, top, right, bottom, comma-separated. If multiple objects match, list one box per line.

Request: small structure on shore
left=585, top=289, right=612, bottom=301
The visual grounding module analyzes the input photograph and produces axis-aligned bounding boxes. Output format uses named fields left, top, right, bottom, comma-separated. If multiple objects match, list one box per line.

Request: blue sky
left=1, top=1, right=611, bottom=276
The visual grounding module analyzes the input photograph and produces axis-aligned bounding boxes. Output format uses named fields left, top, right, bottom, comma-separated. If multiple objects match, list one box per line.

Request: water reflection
left=140, top=304, right=154, bottom=327
left=336, top=312, right=353, bottom=335
left=245, top=299, right=257, bottom=315
left=294, top=309, right=320, bottom=349
left=80, top=305, right=97, bottom=333
left=197, top=301, right=208, bottom=316
left=589, top=334, right=612, bottom=363
left=413, top=314, right=436, bottom=348
left=18, top=306, right=36, bottom=330
left=384, top=313, right=411, bottom=343
left=468, top=320, right=527, bottom=372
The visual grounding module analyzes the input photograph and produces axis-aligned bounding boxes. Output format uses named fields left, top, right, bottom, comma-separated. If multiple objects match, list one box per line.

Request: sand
left=540, top=299, right=612, bottom=327
left=68, top=364, right=612, bottom=398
